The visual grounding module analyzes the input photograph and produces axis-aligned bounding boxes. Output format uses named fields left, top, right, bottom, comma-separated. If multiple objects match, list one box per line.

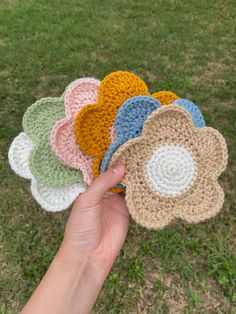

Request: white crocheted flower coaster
left=8, top=132, right=85, bottom=212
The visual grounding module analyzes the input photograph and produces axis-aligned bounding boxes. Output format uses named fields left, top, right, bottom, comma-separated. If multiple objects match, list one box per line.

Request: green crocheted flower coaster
left=23, top=97, right=83, bottom=187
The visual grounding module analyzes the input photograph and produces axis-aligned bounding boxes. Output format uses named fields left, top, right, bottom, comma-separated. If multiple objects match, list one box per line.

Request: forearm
left=21, top=243, right=109, bottom=314
left=20, top=167, right=128, bottom=313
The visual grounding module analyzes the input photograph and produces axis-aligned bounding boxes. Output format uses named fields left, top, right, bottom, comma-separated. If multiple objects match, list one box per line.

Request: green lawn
left=0, top=0, right=236, bottom=313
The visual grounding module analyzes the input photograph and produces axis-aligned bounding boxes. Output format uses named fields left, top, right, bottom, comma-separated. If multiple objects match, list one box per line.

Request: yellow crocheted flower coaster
left=152, top=91, right=179, bottom=105
left=74, top=71, right=179, bottom=192
left=74, top=71, right=150, bottom=192
left=109, top=105, right=228, bottom=229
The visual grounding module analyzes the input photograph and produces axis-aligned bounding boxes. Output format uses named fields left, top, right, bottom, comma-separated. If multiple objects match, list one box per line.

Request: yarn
left=8, top=132, right=85, bottom=211
left=152, top=91, right=179, bottom=105
left=31, top=180, right=85, bottom=212
left=8, top=132, right=33, bottom=179
left=8, top=70, right=227, bottom=223
left=51, top=78, right=100, bottom=185
left=109, top=105, right=228, bottom=230
left=100, top=96, right=204, bottom=175
left=110, top=125, right=116, bottom=142
left=23, top=97, right=83, bottom=187
left=173, top=98, right=205, bottom=127
left=100, top=96, right=161, bottom=174
left=146, top=145, right=196, bottom=196
left=74, top=71, right=150, bottom=190
left=74, top=72, right=178, bottom=190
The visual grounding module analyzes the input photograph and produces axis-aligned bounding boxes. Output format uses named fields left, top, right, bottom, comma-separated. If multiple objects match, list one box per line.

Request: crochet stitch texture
left=100, top=97, right=205, bottom=174
left=100, top=96, right=161, bottom=173
left=51, top=78, right=100, bottom=185
left=152, top=91, right=179, bottom=105
left=109, top=105, right=228, bottom=229
left=173, top=98, right=206, bottom=127
left=23, top=97, right=83, bottom=187
left=8, top=132, right=85, bottom=211
left=74, top=71, right=179, bottom=186
left=8, top=71, right=228, bottom=220
left=74, top=71, right=149, bottom=185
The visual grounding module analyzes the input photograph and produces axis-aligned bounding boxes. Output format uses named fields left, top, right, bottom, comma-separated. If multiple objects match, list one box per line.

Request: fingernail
left=112, top=165, right=125, bottom=175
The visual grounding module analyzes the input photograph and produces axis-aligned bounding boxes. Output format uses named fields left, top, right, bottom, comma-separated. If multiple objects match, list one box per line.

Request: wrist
left=44, top=244, right=109, bottom=314
left=59, top=238, right=115, bottom=273
left=56, top=241, right=110, bottom=283
left=21, top=243, right=108, bottom=314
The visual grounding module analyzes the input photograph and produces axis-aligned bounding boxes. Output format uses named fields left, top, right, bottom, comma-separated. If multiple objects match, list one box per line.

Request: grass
left=0, top=0, right=235, bottom=312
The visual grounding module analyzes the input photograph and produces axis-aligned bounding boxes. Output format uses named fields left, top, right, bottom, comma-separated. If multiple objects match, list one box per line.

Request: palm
left=98, top=194, right=130, bottom=268
left=65, top=193, right=130, bottom=270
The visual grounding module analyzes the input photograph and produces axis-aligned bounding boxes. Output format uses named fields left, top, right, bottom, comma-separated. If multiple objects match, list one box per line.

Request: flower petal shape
left=8, top=132, right=33, bottom=179
left=100, top=96, right=161, bottom=174
left=23, top=97, right=83, bottom=187
left=107, top=90, right=179, bottom=147
left=8, top=132, right=85, bottom=211
left=152, top=91, right=179, bottom=105
left=30, top=180, right=85, bottom=212
left=74, top=71, right=150, bottom=185
left=109, top=105, right=228, bottom=229
left=50, top=78, right=100, bottom=185
left=173, top=98, right=205, bottom=127
left=100, top=97, right=205, bottom=174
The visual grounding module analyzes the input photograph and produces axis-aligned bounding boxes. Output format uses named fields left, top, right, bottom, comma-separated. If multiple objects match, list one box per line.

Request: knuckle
left=76, top=190, right=99, bottom=208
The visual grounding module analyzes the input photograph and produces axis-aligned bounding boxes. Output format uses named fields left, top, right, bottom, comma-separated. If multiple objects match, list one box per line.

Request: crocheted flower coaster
left=100, top=96, right=161, bottom=174
left=23, top=97, right=83, bottom=187
left=173, top=98, right=205, bottom=127
left=152, top=91, right=179, bottom=105
left=74, top=71, right=149, bottom=186
left=100, top=97, right=205, bottom=174
left=108, top=91, right=178, bottom=148
left=109, top=105, right=228, bottom=229
left=51, top=78, right=100, bottom=185
left=74, top=71, right=178, bottom=187
left=8, top=132, right=33, bottom=179
left=8, top=132, right=85, bottom=211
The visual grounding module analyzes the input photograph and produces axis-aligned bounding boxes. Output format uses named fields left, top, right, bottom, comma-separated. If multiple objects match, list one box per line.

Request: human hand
left=21, top=166, right=130, bottom=314
left=61, top=165, right=130, bottom=271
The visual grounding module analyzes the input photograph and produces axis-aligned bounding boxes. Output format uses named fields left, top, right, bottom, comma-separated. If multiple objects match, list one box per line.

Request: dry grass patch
left=191, top=61, right=226, bottom=87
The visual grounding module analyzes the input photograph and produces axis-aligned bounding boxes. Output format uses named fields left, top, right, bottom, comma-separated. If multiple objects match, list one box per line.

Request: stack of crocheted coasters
left=8, top=71, right=228, bottom=229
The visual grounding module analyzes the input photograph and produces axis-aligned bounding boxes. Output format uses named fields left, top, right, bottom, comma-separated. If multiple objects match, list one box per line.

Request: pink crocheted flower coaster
left=51, top=78, right=100, bottom=185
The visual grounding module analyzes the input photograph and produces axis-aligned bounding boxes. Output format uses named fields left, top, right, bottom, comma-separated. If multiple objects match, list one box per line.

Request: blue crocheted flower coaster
left=100, top=96, right=161, bottom=174
left=173, top=98, right=205, bottom=127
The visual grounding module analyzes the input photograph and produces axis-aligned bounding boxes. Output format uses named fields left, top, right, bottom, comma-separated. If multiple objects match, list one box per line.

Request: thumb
left=86, top=165, right=125, bottom=202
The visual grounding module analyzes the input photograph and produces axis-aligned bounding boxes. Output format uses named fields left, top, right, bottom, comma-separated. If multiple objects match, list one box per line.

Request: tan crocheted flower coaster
left=109, top=105, right=228, bottom=229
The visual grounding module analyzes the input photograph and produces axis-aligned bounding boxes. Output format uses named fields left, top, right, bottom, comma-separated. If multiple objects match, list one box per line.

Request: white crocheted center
left=146, top=144, right=196, bottom=196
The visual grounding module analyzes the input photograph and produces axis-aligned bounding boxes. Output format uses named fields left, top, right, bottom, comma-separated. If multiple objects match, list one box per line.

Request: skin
left=21, top=165, right=129, bottom=314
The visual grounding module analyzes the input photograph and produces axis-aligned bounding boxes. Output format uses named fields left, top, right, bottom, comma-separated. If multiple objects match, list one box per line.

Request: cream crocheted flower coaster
left=8, top=132, right=85, bottom=212
left=109, top=105, right=228, bottom=229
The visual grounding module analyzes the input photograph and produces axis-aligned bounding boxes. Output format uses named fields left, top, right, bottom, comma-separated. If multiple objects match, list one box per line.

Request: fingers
left=85, top=165, right=125, bottom=203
